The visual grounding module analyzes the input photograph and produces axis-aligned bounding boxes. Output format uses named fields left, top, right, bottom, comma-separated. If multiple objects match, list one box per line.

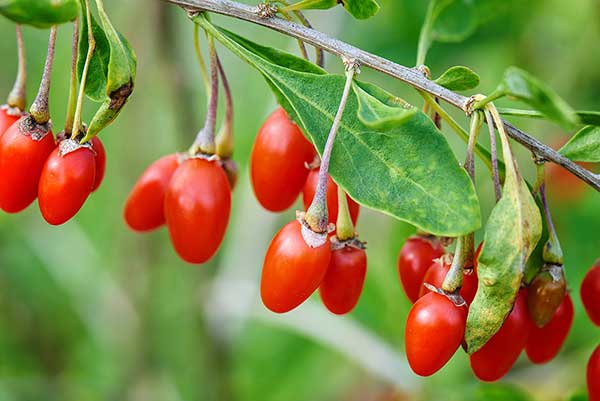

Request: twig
left=161, top=0, right=600, bottom=192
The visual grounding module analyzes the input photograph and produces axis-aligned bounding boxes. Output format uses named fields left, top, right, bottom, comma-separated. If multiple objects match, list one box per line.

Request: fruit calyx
left=18, top=115, right=52, bottom=141
left=423, top=283, right=467, bottom=307
left=296, top=210, right=332, bottom=248
left=330, top=235, right=366, bottom=251
left=58, top=138, right=93, bottom=157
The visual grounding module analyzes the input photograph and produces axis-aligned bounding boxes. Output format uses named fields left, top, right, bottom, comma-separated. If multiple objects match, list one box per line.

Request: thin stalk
left=335, top=186, right=355, bottom=241
left=29, top=26, right=58, bottom=125
left=485, top=109, right=502, bottom=201
left=277, top=7, right=309, bottom=60
left=421, top=91, right=494, bottom=174
left=442, top=236, right=465, bottom=293
left=276, top=0, right=324, bottom=67
left=465, top=111, right=483, bottom=182
left=192, top=34, right=219, bottom=155
left=471, top=89, right=506, bottom=111
left=194, top=24, right=211, bottom=93
left=7, top=25, right=27, bottom=111
left=416, top=0, right=435, bottom=67
left=64, top=18, right=80, bottom=135
left=215, top=54, right=234, bottom=158
left=539, top=180, right=564, bottom=265
left=73, top=0, right=95, bottom=139
left=304, top=59, right=358, bottom=233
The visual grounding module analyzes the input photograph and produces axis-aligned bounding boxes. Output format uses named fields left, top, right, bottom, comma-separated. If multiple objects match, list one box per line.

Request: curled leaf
left=434, top=66, right=480, bottom=91
left=285, top=0, right=379, bottom=19
left=499, top=67, right=579, bottom=130
left=559, top=126, right=600, bottom=163
left=352, top=81, right=416, bottom=130
left=465, top=108, right=542, bottom=354
left=0, top=0, right=78, bottom=28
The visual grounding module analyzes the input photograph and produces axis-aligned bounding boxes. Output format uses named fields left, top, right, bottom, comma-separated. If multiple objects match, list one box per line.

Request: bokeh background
left=0, top=0, right=599, bottom=400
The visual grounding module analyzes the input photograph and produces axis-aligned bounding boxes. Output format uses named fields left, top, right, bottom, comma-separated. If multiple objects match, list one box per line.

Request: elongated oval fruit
left=0, top=106, right=20, bottom=137
left=164, top=157, right=231, bottom=264
left=589, top=345, right=600, bottom=401
left=0, top=116, right=55, bottom=213
left=261, top=220, right=331, bottom=313
left=398, top=235, right=444, bottom=303
left=250, top=108, right=315, bottom=212
left=405, top=291, right=467, bottom=376
left=302, top=169, right=360, bottom=225
left=319, top=246, right=367, bottom=314
left=581, top=261, right=600, bottom=326
left=90, top=136, right=106, bottom=192
left=419, top=258, right=478, bottom=305
left=38, top=140, right=96, bottom=225
left=124, top=154, right=179, bottom=232
left=470, top=289, right=533, bottom=382
left=525, top=294, right=574, bottom=364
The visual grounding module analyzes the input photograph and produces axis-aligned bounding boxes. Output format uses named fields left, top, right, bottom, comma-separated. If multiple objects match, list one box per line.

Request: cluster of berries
left=398, top=234, right=599, bottom=396
left=0, top=110, right=105, bottom=225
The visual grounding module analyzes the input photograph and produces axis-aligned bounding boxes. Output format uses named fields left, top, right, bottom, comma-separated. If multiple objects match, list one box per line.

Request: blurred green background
left=0, top=0, right=599, bottom=400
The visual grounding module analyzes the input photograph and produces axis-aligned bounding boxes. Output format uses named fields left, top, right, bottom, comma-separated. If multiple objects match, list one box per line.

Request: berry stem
left=7, top=25, right=27, bottom=111
left=64, top=17, right=80, bottom=136
left=193, top=24, right=211, bottom=94
left=335, top=186, right=355, bottom=241
left=442, top=236, right=465, bottom=294
left=539, top=176, right=564, bottom=265
left=29, top=26, right=57, bottom=125
left=276, top=0, right=324, bottom=67
left=73, top=0, right=96, bottom=139
left=484, top=108, right=502, bottom=201
left=304, top=58, right=359, bottom=233
left=215, top=54, right=234, bottom=158
left=192, top=33, right=219, bottom=155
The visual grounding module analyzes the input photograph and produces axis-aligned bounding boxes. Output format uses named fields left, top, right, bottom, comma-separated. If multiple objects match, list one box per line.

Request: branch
left=162, top=0, right=600, bottom=192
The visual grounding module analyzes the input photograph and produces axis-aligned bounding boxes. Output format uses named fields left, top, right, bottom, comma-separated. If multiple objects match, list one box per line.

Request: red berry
left=261, top=220, right=331, bottom=313
left=589, top=345, right=600, bottom=401
left=470, top=289, right=533, bottom=382
left=302, top=169, right=360, bottom=226
left=164, top=158, right=231, bottom=264
left=405, top=291, right=467, bottom=376
left=0, top=106, right=19, bottom=137
left=124, top=154, right=179, bottom=232
left=38, top=141, right=96, bottom=225
left=319, top=246, right=367, bottom=315
left=250, top=108, right=315, bottom=212
left=397, top=236, right=444, bottom=303
left=0, top=116, right=55, bottom=213
left=581, top=261, right=600, bottom=326
left=419, top=258, right=478, bottom=304
left=525, top=293, right=574, bottom=364
left=90, top=136, right=106, bottom=192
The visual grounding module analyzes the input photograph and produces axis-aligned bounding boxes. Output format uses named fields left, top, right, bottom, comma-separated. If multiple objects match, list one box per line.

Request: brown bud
left=527, top=264, right=567, bottom=328
left=221, top=158, right=238, bottom=190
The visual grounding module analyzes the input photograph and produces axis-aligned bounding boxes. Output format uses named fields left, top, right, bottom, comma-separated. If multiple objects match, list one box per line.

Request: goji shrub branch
left=162, top=0, right=600, bottom=191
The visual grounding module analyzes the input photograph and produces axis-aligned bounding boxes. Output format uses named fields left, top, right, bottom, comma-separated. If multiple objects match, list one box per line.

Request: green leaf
left=285, top=0, right=380, bottom=19
left=499, top=67, right=579, bottom=130
left=559, top=126, right=600, bottom=163
left=79, top=1, right=136, bottom=141
left=352, top=81, right=417, bottom=130
left=466, top=117, right=542, bottom=354
left=78, top=9, right=110, bottom=102
left=0, top=0, right=78, bottom=28
left=431, top=0, right=478, bottom=43
left=434, top=66, right=480, bottom=91
left=196, top=17, right=481, bottom=236
left=578, top=111, right=600, bottom=126
left=342, top=0, right=380, bottom=19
